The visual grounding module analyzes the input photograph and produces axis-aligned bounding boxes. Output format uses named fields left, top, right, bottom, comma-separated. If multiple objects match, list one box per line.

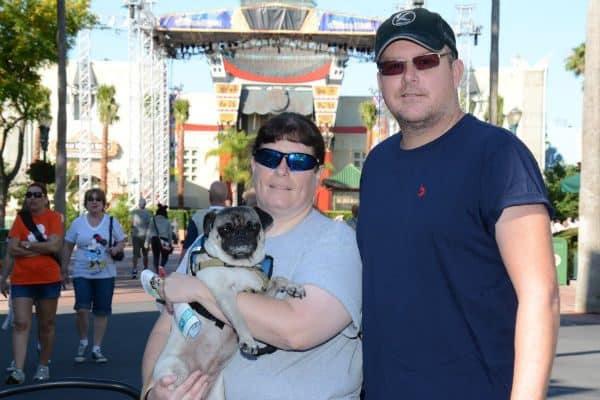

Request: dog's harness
left=186, top=236, right=277, bottom=356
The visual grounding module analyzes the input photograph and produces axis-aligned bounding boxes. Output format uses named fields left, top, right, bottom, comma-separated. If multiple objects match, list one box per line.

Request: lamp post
left=506, top=107, right=523, bottom=135
left=39, top=116, right=52, bottom=161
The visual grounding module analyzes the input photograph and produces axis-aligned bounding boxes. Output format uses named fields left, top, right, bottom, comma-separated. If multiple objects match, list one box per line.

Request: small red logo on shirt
left=418, top=184, right=426, bottom=198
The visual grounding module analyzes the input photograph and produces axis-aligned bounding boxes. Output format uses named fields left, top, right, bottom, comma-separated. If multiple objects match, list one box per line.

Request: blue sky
left=88, top=1, right=587, bottom=164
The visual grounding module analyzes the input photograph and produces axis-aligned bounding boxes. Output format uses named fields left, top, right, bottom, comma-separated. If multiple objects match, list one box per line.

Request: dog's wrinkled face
left=202, top=206, right=272, bottom=267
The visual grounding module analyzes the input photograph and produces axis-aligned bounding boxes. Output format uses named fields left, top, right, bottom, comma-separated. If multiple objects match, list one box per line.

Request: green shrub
left=324, top=210, right=352, bottom=221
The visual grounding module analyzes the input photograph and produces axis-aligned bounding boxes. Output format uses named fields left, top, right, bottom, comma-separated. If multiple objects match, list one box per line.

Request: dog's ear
left=203, top=211, right=217, bottom=236
left=253, top=207, right=273, bottom=230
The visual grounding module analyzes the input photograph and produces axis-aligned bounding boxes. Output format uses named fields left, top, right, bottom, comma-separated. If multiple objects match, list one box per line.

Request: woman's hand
left=61, top=269, right=70, bottom=289
left=146, top=371, right=210, bottom=400
left=162, top=273, right=206, bottom=304
left=0, top=277, right=9, bottom=298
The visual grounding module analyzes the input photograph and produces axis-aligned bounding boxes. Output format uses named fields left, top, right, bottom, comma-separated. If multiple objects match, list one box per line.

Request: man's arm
left=495, top=204, right=560, bottom=400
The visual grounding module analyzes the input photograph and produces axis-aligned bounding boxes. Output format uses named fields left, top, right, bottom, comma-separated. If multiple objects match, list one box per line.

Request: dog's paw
left=284, top=284, right=305, bottom=298
left=238, top=336, right=259, bottom=355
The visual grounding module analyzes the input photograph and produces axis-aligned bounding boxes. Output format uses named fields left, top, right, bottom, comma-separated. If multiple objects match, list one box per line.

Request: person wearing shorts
left=2, top=182, right=64, bottom=384
left=63, top=188, right=126, bottom=364
left=130, top=198, right=151, bottom=279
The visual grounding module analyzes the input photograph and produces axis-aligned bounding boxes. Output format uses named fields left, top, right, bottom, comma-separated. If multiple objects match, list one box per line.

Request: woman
left=1, top=183, right=64, bottom=384
left=141, top=112, right=362, bottom=400
left=62, top=188, right=126, bottom=364
left=146, top=204, right=173, bottom=273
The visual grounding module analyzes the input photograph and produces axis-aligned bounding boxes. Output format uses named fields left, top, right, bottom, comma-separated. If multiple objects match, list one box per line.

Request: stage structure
left=153, top=0, right=381, bottom=210
left=76, top=0, right=381, bottom=210
left=126, top=0, right=170, bottom=208
left=74, top=1, right=170, bottom=209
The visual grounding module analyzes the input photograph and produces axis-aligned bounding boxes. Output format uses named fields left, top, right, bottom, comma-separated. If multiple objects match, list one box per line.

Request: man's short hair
left=208, top=181, right=228, bottom=205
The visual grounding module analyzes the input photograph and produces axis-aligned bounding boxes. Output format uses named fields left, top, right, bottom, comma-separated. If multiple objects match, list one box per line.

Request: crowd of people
left=0, top=6, right=562, bottom=400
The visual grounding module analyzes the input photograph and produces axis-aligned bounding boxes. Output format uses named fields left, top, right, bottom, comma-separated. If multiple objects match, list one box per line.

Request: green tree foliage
left=360, top=100, right=377, bottom=154
left=0, top=0, right=96, bottom=227
left=96, top=84, right=119, bottom=194
left=565, top=43, right=585, bottom=77
left=206, top=127, right=255, bottom=204
left=544, top=163, right=579, bottom=221
left=173, top=97, right=190, bottom=208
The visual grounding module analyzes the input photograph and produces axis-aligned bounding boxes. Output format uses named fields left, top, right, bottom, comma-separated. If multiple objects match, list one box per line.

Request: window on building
left=353, top=152, right=366, bottom=169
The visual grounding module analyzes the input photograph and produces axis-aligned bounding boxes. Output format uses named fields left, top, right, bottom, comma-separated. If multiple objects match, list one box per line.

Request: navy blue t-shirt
left=357, top=115, right=551, bottom=399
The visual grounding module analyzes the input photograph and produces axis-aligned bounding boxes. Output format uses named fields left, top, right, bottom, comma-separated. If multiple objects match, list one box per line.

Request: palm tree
left=173, top=98, right=190, bottom=208
left=566, top=43, right=585, bottom=77
left=206, top=127, right=255, bottom=205
left=360, top=100, right=377, bottom=155
left=575, top=0, right=600, bottom=312
left=96, top=84, right=120, bottom=194
left=488, top=0, right=500, bottom=125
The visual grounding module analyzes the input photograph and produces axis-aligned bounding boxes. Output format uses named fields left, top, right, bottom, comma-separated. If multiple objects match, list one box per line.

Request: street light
left=506, top=107, right=523, bottom=135
left=39, top=116, right=52, bottom=161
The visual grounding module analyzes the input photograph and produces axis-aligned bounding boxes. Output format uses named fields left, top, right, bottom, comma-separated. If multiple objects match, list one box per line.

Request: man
left=177, top=180, right=228, bottom=263
left=357, top=8, right=559, bottom=400
left=130, top=198, right=152, bottom=278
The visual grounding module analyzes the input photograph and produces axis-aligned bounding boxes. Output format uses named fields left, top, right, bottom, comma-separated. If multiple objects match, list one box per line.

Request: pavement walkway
left=0, top=246, right=598, bottom=399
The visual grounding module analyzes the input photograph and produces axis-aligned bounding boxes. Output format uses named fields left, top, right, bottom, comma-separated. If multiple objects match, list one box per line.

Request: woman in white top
left=63, top=188, right=126, bottom=364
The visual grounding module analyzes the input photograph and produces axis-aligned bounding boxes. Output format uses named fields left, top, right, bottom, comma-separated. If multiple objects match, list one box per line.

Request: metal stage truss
left=76, top=0, right=384, bottom=209
left=75, top=0, right=170, bottom=210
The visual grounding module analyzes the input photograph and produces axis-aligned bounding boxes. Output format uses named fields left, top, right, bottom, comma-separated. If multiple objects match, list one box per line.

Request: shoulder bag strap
left=18, top=211, right=46, bottom=242
left=109, top=216, right=114, bottom=246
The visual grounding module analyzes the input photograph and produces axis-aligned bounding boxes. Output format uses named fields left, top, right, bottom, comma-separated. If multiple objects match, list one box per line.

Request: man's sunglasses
left=377, top=52, right=451, bottom=76
left=25, top=192, right=44, bottom=199
left=253, top=148, right=319, bottom=172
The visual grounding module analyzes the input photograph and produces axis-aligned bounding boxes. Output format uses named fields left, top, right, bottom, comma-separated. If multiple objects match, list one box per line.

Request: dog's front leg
left=153, top=328, right=192, bottom=388
left=267, top=276, right=306, bottom=298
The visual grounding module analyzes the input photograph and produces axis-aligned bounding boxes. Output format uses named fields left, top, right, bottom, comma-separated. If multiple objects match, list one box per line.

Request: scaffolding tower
left=75, top=0, right=169, bottom=210
left=455, top=3, right=482, bottom=112
left=126, top=0, right=170, bottom=208
left=77, top=29, right=93, bottom=213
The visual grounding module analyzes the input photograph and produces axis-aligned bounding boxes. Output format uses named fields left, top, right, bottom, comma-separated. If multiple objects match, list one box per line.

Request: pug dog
left=144, top=206, right=305, bottom=400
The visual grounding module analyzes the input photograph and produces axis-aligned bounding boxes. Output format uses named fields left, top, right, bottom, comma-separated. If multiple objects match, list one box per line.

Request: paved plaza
left=0, top=246, right=598, bottom=398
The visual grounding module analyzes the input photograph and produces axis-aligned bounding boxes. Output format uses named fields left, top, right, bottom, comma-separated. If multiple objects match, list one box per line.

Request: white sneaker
left=5, top=360, right=15, bottom=373
left=33, top=364, right=50, bottom=382
left=91, top=349, right=108, bottom=363
left=74, top=343, right=87, bottom=363
left=5, top=368, right=25, bottom=385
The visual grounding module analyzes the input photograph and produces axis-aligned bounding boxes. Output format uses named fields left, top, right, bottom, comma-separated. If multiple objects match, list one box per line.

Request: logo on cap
left=391, top=11, right=416, bottom=26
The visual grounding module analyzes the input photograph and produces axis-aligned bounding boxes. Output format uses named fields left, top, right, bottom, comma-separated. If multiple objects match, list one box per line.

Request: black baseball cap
left=374, top=8, right=458, bottom=62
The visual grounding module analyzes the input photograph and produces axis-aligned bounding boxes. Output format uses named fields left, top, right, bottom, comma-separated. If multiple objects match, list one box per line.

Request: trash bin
left=572, top=249, right=578, bottom=281
left=552, top=237, right=568, bottom=285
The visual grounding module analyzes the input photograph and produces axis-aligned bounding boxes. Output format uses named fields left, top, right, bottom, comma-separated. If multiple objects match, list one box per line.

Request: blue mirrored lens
left=254, top=148, right=318, bottom=171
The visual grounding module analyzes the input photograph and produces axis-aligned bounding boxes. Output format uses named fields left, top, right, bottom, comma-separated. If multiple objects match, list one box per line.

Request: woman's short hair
left=252, top=112, right=325, bottom=166
left=84, top=188, right=107, bottom=208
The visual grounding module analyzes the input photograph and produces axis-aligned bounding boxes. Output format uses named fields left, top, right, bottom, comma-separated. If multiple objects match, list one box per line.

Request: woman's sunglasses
left=25, top=191, right=45, bottom=199
left=253, top=148, right=319, bottom=172
left=377, top=52, right=451, bottom=76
